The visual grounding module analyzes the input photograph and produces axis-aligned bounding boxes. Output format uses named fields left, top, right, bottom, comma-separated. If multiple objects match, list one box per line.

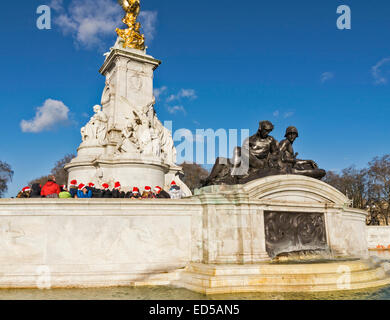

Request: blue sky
left=1, top=0, right=390, bottom=197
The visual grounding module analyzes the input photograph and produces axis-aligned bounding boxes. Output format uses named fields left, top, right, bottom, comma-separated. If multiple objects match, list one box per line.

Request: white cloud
left=273, top=110, right=280, bottom=117
left=320, top=72, right=334, bottom=83
left=53, top=0, right=157, bottom=49
left=167, top=89, right=197, bottom=103
left=139, top=11, right=158, bottom=42
left=283, top=112, right=294, bottom=119
left=154, top=86, right=168, bottom=100
left=167, top=105, right=186, bottom=115
left=153, top=87, right=197, bottom=116
left=50, top=0, right=64, bottom=11
left=20, top=99, right=70, bottom=133
left=372, top=58, right=390, bottom=85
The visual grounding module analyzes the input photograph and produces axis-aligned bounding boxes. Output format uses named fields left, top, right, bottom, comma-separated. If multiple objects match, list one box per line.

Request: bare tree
left=323, top=166, right=367, bottom=209
left=366, top=155, right=390, bottom=226
left=0, top=161, right=14, bottom=198
left=50, top=154, right=75, bottom=185
left=179, top=162, right=209, bottom=193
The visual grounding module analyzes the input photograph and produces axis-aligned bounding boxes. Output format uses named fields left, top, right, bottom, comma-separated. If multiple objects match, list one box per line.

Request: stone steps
left=187, top=260, right=372, bottom=275
left=175, top=261, right=390, bottom=295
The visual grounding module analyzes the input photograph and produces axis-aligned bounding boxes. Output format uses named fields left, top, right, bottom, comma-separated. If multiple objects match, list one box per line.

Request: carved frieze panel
left=264, top=211, right=328, bottom=258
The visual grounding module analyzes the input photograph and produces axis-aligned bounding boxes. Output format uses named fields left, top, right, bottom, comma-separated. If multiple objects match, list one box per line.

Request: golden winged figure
left=118, top=0, right=140, bottom=16
left=116, top=0, right=145, bottom=50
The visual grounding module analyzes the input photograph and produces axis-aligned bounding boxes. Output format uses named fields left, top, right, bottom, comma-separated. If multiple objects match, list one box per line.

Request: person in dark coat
left=30, top=184, right=42, bottom=198
left=154, top=186, right=171, bottom=199
left=100, top=183, right=113, bottom=198
left=69, top=180, right=78, bottom=198
left=87, top=183, right=101, bottom=198
left=112, top=182, right=125, bottom=198
left=131, top=187, right=141, bottom=199
left=124, top=190, right=133, bottom=198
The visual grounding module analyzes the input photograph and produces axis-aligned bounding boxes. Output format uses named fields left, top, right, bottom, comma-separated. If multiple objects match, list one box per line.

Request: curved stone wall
left=0, top=175, right=369, bottom=288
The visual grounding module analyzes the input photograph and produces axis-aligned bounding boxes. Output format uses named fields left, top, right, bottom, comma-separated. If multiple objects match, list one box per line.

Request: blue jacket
left=77, top=189, right=92, bottom=198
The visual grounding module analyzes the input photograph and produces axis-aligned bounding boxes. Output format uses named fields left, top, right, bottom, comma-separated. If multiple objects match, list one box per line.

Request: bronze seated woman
left=203, top=122, right=326, bottom=186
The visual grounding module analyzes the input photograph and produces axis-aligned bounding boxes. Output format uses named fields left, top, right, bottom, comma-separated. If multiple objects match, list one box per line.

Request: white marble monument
left=0, top=175, right=388, bottom=293
left=65, top=38, right=191, bottom=195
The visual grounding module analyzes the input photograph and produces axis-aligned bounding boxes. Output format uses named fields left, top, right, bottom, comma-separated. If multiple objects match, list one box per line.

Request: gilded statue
left=116, top=0, right=145, bottom=50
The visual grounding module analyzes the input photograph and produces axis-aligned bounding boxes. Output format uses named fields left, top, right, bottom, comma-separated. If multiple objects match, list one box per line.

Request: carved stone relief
left=264, top=211, right=328, bottom=258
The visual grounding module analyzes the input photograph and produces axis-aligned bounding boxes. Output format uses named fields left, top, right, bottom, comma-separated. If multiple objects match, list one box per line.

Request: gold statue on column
left=116, top=0, right=146, bottom=50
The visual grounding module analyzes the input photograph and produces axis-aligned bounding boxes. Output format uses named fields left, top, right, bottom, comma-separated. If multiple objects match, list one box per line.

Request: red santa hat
left=102, top=183, right=109, bottom=190
left=114, top=182, right=121, bottom=190
left=78, top=183, right=86, bottom=191
left=70, top=180, right=77, bottom=186
left=171, top=181, right=177, bottom=186
left=22, top=186, right=31, bottom=193
left=144, top=186, right=151, bottom=192
left=133, top=187, right=139, bottom=194
left=60, top=185, right=66, bottom=190
left=88, top=183, right=95, bottom=188
left=154, top=186, right=162, bottom=194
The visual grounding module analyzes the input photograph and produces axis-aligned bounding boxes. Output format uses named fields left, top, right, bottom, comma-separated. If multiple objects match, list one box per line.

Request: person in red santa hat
left=131, top=187, right=141, bottom=199
left=76, top=183, right=92, bottom=199
left=153, top=186, right=171, bottom=199
left=100, top=183, right=112, bottom=198
left=87, top=182, right=100, bottom=198
left=142, top=186, right=154, bottom=199
left=169, top=180, right=184, bottom=199
left=17, top=186, right=31, bottom=198
left=69, top=180, right=78, bottom=198
left=112, top=181, right=125, bottom=198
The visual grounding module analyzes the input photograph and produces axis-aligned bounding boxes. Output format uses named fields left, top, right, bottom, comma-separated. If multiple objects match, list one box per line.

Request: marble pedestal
left=64, top=40, right=191, bottom=195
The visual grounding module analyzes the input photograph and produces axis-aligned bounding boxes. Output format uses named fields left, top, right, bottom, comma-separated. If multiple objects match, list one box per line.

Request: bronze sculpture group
left=203, top=121, right=326, bottom=186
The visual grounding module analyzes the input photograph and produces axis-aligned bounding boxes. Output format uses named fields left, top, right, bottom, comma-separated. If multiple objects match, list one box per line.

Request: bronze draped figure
left=203, top=121, right=326, bottom=186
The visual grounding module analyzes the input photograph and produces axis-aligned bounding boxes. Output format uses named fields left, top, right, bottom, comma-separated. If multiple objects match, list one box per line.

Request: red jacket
left=41, top=181, right=60, bottom=197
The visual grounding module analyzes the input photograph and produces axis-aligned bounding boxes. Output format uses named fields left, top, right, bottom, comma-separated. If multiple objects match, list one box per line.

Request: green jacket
left=59, top=191, right=72, bottom=199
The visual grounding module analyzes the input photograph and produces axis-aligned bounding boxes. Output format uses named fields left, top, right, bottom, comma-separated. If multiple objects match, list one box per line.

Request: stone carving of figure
left=154, top=118, right=177, bottom=165
left=81, top=127, right=87, bottom=142
left=116, top=115, right=139, bottom=154
left=150, top=127, right=161, bottom=158
left=135, top=104, right=153, bottom=155
left=80, top=105, right=108, bottom=146
left=94, top=105, right=109, bottom=145
left=94, top=166, right=104, bottom=186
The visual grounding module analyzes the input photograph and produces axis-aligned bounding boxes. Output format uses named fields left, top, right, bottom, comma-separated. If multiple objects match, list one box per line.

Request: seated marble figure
left=203, top=121, right=326, bottom=186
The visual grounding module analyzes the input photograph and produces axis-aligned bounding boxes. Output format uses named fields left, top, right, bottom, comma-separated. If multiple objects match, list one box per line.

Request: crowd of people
left=16, top=176, right=185, bottom=200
